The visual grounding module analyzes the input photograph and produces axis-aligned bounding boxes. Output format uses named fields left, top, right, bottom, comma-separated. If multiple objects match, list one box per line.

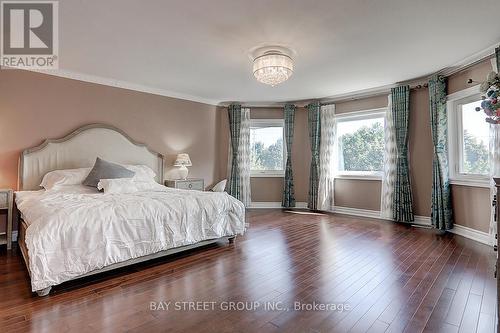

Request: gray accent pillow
left=83, top=157, right=135, bottom=188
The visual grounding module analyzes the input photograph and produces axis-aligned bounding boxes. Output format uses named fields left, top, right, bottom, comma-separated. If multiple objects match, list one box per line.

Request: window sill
left=449, top=178, right=490, bottom=188
left=335, top=173, right=382, bottom=181
left=250, top=174, right=285, bottom=178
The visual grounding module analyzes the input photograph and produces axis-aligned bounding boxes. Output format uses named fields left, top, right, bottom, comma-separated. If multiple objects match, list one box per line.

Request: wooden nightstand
left=0, top=189, right=13, bottom=250
left=164, top=179, right=204, bottom=191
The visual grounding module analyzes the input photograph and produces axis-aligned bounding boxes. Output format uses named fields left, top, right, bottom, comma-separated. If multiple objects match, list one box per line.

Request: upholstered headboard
left=19, top=124, right=164, bottom=190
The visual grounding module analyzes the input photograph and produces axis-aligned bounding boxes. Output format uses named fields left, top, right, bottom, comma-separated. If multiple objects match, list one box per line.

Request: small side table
left=164, top=179, right=204, bottom=191
left=0, top=189, right=13, bottom=250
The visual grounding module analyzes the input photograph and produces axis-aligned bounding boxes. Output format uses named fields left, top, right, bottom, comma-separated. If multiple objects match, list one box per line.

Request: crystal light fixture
left=252, top=47, right=294, bottom=86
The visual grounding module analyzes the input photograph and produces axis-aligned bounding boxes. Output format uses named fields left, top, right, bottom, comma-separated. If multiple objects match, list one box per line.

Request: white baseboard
left=413, top=216, right=432, bottom=225
left=248, top=202, right=307, bottom=209
left=333, top=206, right=382, bottom=219
left=448, top=224, right=491, bottom=245
left=332, top=207, right=490, bottom=245
left=333, top=207, right=490, bottom=245
left=249, top=203, right=490, bottom=246
left=332, top=206, right=431, bottom=226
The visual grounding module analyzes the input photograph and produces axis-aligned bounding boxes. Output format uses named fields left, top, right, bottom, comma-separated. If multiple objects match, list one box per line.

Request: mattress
left=15, top=184, right=246, bottom=291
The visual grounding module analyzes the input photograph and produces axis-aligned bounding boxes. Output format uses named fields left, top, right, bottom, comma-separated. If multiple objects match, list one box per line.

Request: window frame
left=249, top=118, right=287, bottom=178
left=335, top=108, right=387, bottom=180
left=447, top=85, right=490, bottom=188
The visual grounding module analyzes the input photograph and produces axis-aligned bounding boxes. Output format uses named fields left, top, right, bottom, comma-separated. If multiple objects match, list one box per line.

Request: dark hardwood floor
left=0, top=209, right=497, bottom=332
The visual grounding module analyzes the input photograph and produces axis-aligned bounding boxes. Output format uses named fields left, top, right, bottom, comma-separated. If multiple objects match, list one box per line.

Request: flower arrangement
left=476, top=71, right=500, bottom=124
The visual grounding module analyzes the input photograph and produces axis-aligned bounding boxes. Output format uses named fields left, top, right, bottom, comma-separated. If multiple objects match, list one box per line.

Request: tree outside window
left=337, top=116, right=385, bottom=174
left=249, top=121, right=285, bottom=176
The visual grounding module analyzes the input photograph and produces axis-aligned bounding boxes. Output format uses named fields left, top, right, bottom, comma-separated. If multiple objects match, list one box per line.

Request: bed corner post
left=228, top=236, right=236, bottom=244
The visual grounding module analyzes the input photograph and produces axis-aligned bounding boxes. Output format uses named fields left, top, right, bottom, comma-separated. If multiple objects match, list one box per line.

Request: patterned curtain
left=429, top=75, right=453, bottom=230
left=489, top=48, right=500, bottom=245
left=227, top=104, right=242, bottom=200
left=496, top=46, right=500, bottom=72
left=227, top=106, right=251, bottom=206
left=307, top=101, right=321, bottom=210
left=381, top=95, right=397, bottom=219
left=317, top=104, right=336, bottom=211
left=489, top=126, right=500, bottom=245
left=391, top=86, right=414, bottom=222
left=282, top=104, right=296, bottom=208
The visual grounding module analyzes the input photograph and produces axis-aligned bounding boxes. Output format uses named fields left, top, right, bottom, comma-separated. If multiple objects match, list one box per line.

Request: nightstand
left=0, top=189, right=13, bottom=250
left=164, top=178, right=204, bottom=191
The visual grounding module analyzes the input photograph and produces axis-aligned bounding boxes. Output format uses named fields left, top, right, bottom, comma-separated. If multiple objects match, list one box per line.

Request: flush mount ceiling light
left=251, top=46, right=294, bottom=87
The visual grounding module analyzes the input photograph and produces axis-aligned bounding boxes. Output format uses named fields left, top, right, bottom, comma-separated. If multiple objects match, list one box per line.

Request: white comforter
left=15, top=184, right=246, bottom=291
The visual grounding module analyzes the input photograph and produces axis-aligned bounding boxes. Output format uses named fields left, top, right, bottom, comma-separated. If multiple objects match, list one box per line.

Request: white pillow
left=40, top=167, right=91, bottom=190
left=211, top=179, right=227, bottom=192
left=97, top=178, right=139, bottom=194
left=40, top=164, right=156, bottom=190
left=124, top=165, right=156, bottom=182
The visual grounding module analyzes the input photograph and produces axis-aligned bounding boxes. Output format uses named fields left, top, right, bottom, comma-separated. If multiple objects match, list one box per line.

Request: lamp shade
left=174, top=153, right=192, bottom=166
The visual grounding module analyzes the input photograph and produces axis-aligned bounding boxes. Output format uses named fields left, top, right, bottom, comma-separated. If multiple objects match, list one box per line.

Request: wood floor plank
left=368, top=320, right=390, bottom=333
left=0, top=209, right=495, bottom=333
left=280, top=230, right=436, bottom=333
left=476, top=313, right=496, bottom=333
left=403, top=244, right=463, bottom=333
left=458, top=293, right=482, bottom=333
left=445, top=249, right=480, bottom=326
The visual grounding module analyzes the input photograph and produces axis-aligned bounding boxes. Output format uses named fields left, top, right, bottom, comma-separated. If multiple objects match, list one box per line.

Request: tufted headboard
left=19, top=124, right=164, bottom=190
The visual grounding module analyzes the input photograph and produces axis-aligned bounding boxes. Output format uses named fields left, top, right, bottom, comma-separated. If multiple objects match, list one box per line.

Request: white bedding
left=15, top=184, right=246, bottom=291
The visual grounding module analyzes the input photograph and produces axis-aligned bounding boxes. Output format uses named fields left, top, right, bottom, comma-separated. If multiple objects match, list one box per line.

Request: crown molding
left=218, top=101, right=288, bottom=108
left=229, top=42, right=499, bottom=107
left=19, top=68, right=220, bottom=106
left=314, top=42, right=498, bottom=104
left=13, top=41, right=499, bottom=108
left=438, top=43, right=497, bottom=77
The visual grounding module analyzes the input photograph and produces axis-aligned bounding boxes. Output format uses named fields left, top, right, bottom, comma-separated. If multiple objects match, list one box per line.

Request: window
left=250, top=119, right=286, bottom=177
left=448, top=85, right=490, bottom=187
left=335, top=109, right=386, bottom=179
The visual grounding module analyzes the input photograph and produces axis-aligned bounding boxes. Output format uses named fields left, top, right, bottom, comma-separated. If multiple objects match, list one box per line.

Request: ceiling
left=56, top=0, right=500, bottom=105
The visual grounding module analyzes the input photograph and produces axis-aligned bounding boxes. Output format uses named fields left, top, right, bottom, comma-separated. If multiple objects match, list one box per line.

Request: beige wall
left=408, top=88, right=433, bottom=216
left=217, top=59, right=494, bottom=234
left=332, top=85, right=434, bottom=216
left=452, top=185, right=490, bottom=233
left=0, top=70, right=222, bottom=231
left=329, top=60, right=493, bottom=232
left=334, top=179, right=381, bottom=210
left=446, top=60, right=493, bottom=233
left=0, top=58, right=494, bottom=235
left=335, top=95, right=388, bottom=114
left=217, top=106, right=310, bottom=203
left=448, top=60, right=493, bottom=95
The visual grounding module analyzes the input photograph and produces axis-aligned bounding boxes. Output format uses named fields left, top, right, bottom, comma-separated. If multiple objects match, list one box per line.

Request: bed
left=15, top=124, right=246, bottom=296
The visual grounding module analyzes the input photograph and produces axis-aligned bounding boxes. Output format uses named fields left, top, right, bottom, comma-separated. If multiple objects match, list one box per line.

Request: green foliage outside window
left=249, top=124, right=489, bottom=175
left=251, top=138, right=284, bottom=171
left=340, top=122, right=384, bottom=172
left=462, top=130, right=489, bottom=175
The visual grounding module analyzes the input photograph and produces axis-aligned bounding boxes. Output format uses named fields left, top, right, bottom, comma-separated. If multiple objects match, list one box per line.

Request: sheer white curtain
left=317, top=104, right=336, bottom=211
left=489, top=59, right=499, bottom=245
left=227, top=108, right=251, bottom=207
left=381, top=95, right=397, bottom=219
left=239, top=108, right=251, bottom=206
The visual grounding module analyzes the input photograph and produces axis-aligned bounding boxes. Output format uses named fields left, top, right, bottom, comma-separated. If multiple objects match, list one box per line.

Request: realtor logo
left=1, top=1, right=58, bottom=69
